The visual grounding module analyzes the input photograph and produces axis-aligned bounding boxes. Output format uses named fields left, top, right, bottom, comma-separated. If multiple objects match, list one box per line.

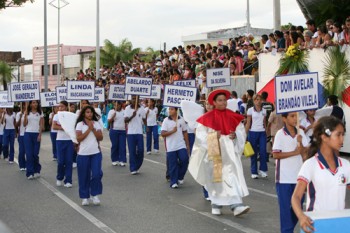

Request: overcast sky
left=0, top=0, right=305, bottom=59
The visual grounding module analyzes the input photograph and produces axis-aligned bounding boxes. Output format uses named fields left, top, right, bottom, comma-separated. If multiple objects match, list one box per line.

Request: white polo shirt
left=300, top=117, right=317, bottom=138
left=16, top=112, right=26, bottom=136
left=53, top=113, right=71, bottom=140
left=144, top=107, right=158, bottom=126
left=247, top=107, right=266, bottom=132
left=297, top=153, right=350, bottom=211
left=76, top=121, right=102, bottom=155
left=49, top=112, right=58, bottom=133
left=161, top=116, right=187, bottom=152
left=124, top=105, right=146, bottom=135
left=25, top=112, right=43, bottom=133
left=0, top=122, right=4, bottom=135
left=4, top=113, right=15, bottom=130
left=107, top=109, right=126, bottom=130
left=273, top=127, right=310, bottom=184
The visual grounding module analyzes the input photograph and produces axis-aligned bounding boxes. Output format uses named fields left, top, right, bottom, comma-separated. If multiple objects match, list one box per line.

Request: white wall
left=63, top=54, right=80, bottom=69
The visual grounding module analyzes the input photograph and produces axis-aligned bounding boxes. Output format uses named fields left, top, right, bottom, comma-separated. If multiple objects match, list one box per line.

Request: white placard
left=108, top=84, right=127, bottom=101
left=93, top=87, right=105, bottom=102
left=140, top=85, right=161, bottom=99
left=206, top=68, right=231, bottom=88
left=9, top=81, right=40, bottom=102
left=174, top=80, right=196, bottom=87
left=67, top=81, right=95, bottom=100
left=40, top=92, right=57, bottom=107
left=0, top=91, right=14, bottom=108
left=275, top=72, right=319, bottom=114
left=163, top=85, right=197, bottom=108
left=125, top=76, right=152, bottom=96
left=56, top=86, right=76, bottom=103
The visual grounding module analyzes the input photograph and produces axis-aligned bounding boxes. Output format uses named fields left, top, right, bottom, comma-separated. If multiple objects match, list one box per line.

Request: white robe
left=188, top=122, right=249, bottom=206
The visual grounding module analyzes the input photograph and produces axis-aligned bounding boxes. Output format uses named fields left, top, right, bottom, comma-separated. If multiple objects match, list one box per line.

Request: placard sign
left=206, top=68, right=231, bottom=88
left=94, top=87, right=105, bottom=102
left=9, top=81, right=40, bottom=102
left=0, top=91, right=14, bottom=108
left=108, top=84, right=127, bottom=101
left=275, top=72, right=319, bottom=114
left=125, top=76, right=152, bottom=96
left=140, top=85, right=161, bottom=99
left=174, top=80, right=196, bottom=87
left=40, top=92, right=57, bottom=107
left=163, top=85, right=197, bottom=108
left=67, top=81, right=95, bottom=100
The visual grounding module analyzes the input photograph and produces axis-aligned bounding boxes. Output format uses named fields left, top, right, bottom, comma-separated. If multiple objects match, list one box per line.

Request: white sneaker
left=34, top=173, right=41, bottom=179
left=211, top=208, right=221, bottom=215
left=131, top=171, right=138, bottom=175
left=56, top=180, right=63, bottom=187
left=92, top=196, right=100, bottom=205
left=233, top=206, right=250, bottom=217
left=27, top=175, right=34, bottom=180
left=20, top=168, right=25, bottom=171
left=9, top=161, right=14, bottom=164
left=112, top=162, right=119, bottom=166
left=251, top=174, right=258, bottom=179
left=259, top=170, right=268, bottom=178
left=154, top=149, right=159, bottom=154
left=64, top=183, right=72, bottom=188
left=146, top=151, right=151, bottom=155
left=72, top=163, right=77, bottom=168
left=119, top=162, right=126, bottom=167
left=171, top=183, right=179, bottom=189
left=178, top=179, right=184, bottom=185
left=205, top=197, right=210, bottom=201
left=52, top=158, right=57, bottom=161
left=82, top=198, right=89, bottom=206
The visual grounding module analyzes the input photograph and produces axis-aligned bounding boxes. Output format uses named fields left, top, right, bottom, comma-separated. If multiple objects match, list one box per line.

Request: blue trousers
left=0, top=135, right=3, bottom=158
left=56, top=140, right=74, bottom=184
left=109, top=129, right=126, bottom=163
left=248, top=131, right=267, bottom=174
left=167, top=148, right=189, bottom=186
left=127, top=134, right=144, bottom=172
left=18, top=136, right=26, bottom=169
left=276, top=183, right=298, bottom=233
left=24, top=132, right=41, bottom=177
left=50, top=132, right=57, bottom=159
left=146, top=125, right=159, bottom=152
left=77, top=153, right=103, bottom=198
left=3, top=129, right=15, bottom=161
left=188, top=133, right=195, bottom=155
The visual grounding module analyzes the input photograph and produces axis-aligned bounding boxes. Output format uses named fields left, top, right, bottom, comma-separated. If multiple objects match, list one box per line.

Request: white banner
left=125, top=76, right=152, bottom=96
left=140, top=85, right=161, bottom=99
left=275, top=72, right=319, bottom=114
left=0, top=91, right=14, bottom=108
left=67, top=81, right=95, bottom=100
left=174, top=80, right=196, bottom=87
left=163, top=85, right=197, bottom=108
left=93, top=87, right=105, bottom=102
left=206, top=68, right=231, bottom=88
left=56, top=86, right=76, bottom=103
left=108, top=84, right=127, bottom=101
left=9, top=81, right=40, bottom=102
left=40, top=92, right=57, bottom=107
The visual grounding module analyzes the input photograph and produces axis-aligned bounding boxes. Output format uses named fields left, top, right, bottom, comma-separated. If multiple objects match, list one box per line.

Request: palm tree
left=142, top=47, right=160, bottom=63
left=0, top=61, right=14, bottom=90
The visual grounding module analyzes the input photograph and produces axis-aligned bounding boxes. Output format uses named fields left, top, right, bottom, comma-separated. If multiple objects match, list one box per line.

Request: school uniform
left=24, top=112, right=43, bottom=178
left=53, top=114, right=74, bottom=185
left=161, top=116, right=189, bottom=187
left=49, top=112, right=58, bottom=160
left=16, top=112, right=26, bottom=170
left=76, top=121, right=103, bottom=199
left=124, top=105, right=146, bottom=173
left=3, top=113, right=16, bottom=162
left=108, top=109, right=126, bottom=164
left=187, top=124, right=195, bottom=155
left=297, top=152, right=350, bottom=211
left=0, top=122, right=3, bottom=158
left=273, top=127, right=309, bottom=233
left=300, top=117, right=316, bottom=140
left=145, top=107, right=159, bottom=153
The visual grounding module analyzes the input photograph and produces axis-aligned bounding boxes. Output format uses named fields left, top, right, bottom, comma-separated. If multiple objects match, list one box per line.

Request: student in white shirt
left=15, top=103, right=27, bottom=170
left=292, top=116, right=350, bottom=233
left=273, top=112, right=309, bottom=233
left=23, top=100, right=44, bottom=180
left=53, top=101, right=74, bottom=188
left=145, top=99, right=159, bottom=155
left=300, top=109, right=316, bottom=140
left=2, top=108, right=16, bottom=163
left=124, top=96, right=146, bottom=175
left=75, top=100, right=91, bottom=168
left=49, top=106, right=59, bottom=161
left=108, top=101, right=126, bottom=166
left=161, top=107, right=190, bottom=188
left=76, top=106, right=103, bottom=206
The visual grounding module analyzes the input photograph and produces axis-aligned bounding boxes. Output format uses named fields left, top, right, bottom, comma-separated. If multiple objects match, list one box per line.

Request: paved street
left=0, top=130, right=348, bottom=233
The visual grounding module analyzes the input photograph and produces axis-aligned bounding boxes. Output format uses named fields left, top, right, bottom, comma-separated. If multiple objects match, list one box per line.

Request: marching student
left=124, top=96, right=146, bottom=175
left=53, top=101, right=74, bottom=188
left=145, top=99, right=159, bottom=155
left=272, top=112, right=309, bottom=233
left=108, top=101, right=126, bottom=166
left=300, top=109, right=317, bottom=141
left=2, top=108, right=16, bottom=163
left=49, top=106, right=59, bottom=161
left=23, top=100, right=44, bottom=180
left=15, top=103, right=26, bottom=170
left=76, top=106, right=103, bottom=206
left=292, top=116, right=350, bottom=233
left=161, top=107, right=190, bottom=189
left=0, top=109, right=4, bottom=159
left=74, top=100, right=90, bottom=168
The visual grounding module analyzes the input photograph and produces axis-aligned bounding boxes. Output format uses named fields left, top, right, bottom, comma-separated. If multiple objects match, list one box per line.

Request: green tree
left=0, top=61, right=14, bottom=90
left=0, top=0, right=34, bottom=10
left=142, top=47, right=160, bottom=63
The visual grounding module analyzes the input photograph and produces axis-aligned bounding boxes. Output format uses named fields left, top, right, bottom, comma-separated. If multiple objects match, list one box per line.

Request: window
left=52, top=64, right=61, bottom=75
left=41, top=65, right=50, bottom=76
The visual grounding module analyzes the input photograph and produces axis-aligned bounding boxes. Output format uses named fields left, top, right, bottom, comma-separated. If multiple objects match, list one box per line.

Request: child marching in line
left=2, top=108, right=16, bottom=163
left=145, top=99, right=159, bottom=155
left=292, top=116, right=350, bottom=233
left=15, top=103, right=26, bottom=170
left=49, top=106, right=59, bottom=161
left=300, top=109, right=317, bottom=141
left=272, top=112, right=309, bottom=233
left=76, top=106, right=103, bottom=206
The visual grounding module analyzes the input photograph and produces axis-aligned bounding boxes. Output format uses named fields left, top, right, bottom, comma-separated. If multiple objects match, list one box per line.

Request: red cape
left=197, top=109, right=244, bottom=135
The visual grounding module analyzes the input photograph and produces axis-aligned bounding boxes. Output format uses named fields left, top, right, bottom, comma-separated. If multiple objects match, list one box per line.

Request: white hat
left=155, top=61, right=162, bottom=66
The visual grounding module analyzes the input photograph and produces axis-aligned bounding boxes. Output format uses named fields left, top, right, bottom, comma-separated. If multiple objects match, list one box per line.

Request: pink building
left=32, top=44, right=95, bottom=90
